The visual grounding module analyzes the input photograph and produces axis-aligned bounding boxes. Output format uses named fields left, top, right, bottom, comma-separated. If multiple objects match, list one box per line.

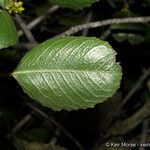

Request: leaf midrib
left=13, top=69, right=111, bottom=75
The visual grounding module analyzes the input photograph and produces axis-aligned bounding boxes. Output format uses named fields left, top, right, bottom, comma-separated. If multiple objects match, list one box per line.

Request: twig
left=12, top=114, right=32, bottom=134
left=139, top=119, right=149, bottom=150
left=12, top=135, right=24, bottom=150
left=14, top=42, right=37, bottom=50
left=26, top=103, right=84, bottom=150
left=109, top=101, right=150, bottom=135
left=82, top=11, right=93, bottom=36
left=55, top=16, right=150, bottom=37
left=18, top=5, right=59, bottom=37
left=7, top=114, right=32, bottom=139
left=106, top=68, right=150, bottom=127
left=15, top=15, right=37, bottom=44
left=106, top=0, right=117, bottom=9
left=49, top=128, right=60, bottom=145
left=118, top=68, right=150, bottom=110
left=100, top=28, right=111, bottom=39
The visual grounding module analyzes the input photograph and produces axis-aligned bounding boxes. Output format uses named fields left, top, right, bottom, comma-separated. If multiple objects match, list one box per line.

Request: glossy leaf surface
left=0, top=10, right=18, bottom=49
left=13, top=36, right=122, bottom=111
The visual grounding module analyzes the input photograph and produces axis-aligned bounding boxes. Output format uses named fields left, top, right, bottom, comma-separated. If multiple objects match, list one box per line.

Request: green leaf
left=113, top=33, right=144, bottom=44
left=0, top=0, right=7, bottom=8
left=111, top=24, right=145, bottom=31
left=12, top=36, right=122, bottom=111
left=21, top=141, right=66, bottom=150
left=49, top=0, right=99, bottom=10
left=112, top=33, right=127, bottom=42
left=0, top=10, right=18, bottom=49
left=58, top=17, right=81, bottom=27
left=22, top=128, right=49, bottom=142
left=128, top=34, right=144, bottom=45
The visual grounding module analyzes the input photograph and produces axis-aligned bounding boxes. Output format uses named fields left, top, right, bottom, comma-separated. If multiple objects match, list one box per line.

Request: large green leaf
left=49, top=0, right=99, bottom=10
left=0, top=10, right=18, bottom=49
left=12, top=36, right=122, bottom=111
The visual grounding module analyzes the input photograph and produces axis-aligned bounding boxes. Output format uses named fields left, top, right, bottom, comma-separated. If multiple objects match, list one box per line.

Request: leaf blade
left=49, top=0, right=99, bottom=10
left=0, top=10, right=18, bottom=49
left=13, top=36, right=122, bottom=111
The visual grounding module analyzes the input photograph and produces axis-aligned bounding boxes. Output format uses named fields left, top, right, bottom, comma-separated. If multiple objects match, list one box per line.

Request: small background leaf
left=13, top=36, right=122, bottom=111
left=112, top=33, right=144, bottom=45
left=0, top=10, right=18, bottom=49
left=21, top=128, right=50, bottom=142
left=21, top=141, right=66, bottom=150
left=111, top=23, right=147, bottom=45
left=128, top=34, right=144, bottom=45
left=49, top=0, right=99, bottom=10
left=111, top=24, right=145, bottom=31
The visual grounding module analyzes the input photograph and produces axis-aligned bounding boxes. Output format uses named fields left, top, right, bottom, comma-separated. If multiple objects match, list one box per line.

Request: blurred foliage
left=21, top=141, right=66, bottom=150
left=20, top=128, right=50, bottom=142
